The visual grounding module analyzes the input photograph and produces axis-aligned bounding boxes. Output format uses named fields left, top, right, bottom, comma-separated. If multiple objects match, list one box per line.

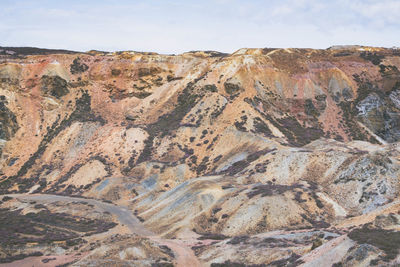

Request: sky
left=1, top=0, right=400, bottom=54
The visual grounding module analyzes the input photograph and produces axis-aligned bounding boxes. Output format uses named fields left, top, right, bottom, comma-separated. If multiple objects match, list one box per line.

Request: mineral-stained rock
left=0, top=46, right=399, bottom=266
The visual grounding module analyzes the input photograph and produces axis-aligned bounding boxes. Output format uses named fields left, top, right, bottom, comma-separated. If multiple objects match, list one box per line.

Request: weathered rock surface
left=0, top=46, right=399, bottom=266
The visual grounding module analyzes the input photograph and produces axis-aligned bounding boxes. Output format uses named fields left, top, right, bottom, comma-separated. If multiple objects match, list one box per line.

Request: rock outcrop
left=0, top=46, right=399, bottom=266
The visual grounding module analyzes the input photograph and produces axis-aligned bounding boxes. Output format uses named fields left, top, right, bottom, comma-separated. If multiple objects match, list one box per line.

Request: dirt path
left=153, top=238, right=201, bottom=267
left=299, top=234, right=353, bottom=267
left=0, top=254, right=85, bottom=267
left=3, top=193, right=201, bottom=267
left=337, top=200, right=400, bottom=228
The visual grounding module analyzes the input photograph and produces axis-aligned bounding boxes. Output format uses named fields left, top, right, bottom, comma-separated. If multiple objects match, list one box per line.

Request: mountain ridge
left=1, top=44, right=395, bottom=56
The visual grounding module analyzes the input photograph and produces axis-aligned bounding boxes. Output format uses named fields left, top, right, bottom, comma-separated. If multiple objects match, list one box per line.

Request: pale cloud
left=0, top=0, right=399, bottom=53
left=347, top=0, right=400, bottom=25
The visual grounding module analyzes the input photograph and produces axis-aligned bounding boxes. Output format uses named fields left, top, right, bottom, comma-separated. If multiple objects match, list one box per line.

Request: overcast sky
left=1, top=0, right=399, bottom=54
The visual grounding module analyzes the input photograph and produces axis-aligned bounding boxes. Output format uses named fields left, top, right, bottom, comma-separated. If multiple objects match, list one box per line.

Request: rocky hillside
left=0, top=46, right=399, bottom=266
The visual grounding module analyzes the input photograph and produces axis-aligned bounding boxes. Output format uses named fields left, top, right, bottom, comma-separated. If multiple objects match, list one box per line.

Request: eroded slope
left=0, top=46, right=399, bottom=266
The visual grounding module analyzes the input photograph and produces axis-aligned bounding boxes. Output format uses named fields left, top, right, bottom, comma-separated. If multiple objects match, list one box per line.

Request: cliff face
left=0, top=46, right=400, bottom=266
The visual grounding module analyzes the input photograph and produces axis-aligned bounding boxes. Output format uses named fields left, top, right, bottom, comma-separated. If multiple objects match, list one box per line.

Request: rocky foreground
left=0, top=46, right=399, bottom=266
